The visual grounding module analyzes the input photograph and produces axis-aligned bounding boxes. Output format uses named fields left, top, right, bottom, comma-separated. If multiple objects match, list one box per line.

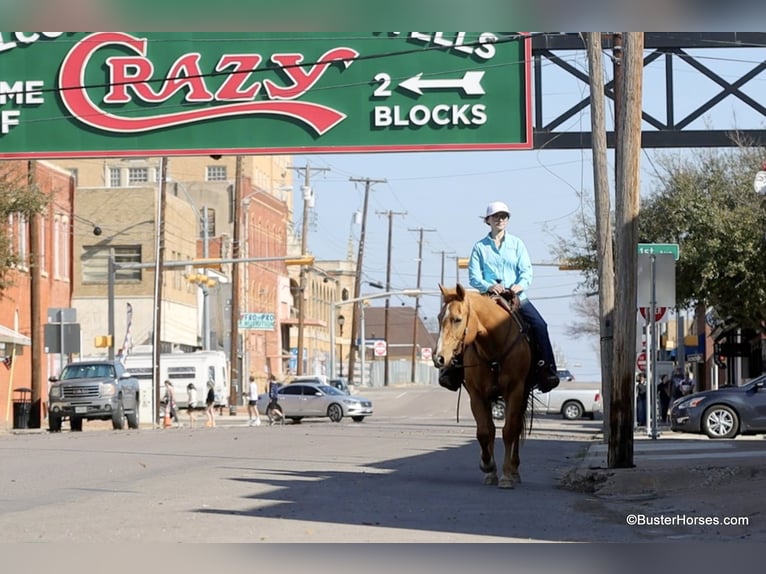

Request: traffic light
left=457, top=257, right=469, bottom=269
left=94, top=335, right=112, bottom=348
left=714, top=354, right=727, bottom=369
left=285, top=255, right=315, bottom=266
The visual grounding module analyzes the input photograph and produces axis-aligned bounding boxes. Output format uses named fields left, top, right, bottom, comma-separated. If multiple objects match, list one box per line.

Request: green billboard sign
left=0, top=32, right=531, bottom=158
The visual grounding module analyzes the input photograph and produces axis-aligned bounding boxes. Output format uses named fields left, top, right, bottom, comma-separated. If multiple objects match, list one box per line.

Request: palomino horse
left=433, top=283, right=533, bottom=488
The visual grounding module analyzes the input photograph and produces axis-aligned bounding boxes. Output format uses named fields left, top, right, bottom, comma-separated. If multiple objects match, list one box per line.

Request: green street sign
left=637, top=243, right=680, bottom=260
left=0, top=32, right=531, bottom=158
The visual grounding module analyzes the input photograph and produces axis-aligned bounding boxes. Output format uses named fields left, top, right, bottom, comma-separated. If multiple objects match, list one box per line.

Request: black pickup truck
left=47, top=360, right=140, bottom=431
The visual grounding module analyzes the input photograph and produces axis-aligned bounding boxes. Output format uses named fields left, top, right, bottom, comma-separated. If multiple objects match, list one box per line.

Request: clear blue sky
left=291, top=44, right=766, bottom=383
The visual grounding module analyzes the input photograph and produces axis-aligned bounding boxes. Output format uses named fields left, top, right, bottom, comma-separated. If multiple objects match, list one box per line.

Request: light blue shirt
left=468, top=232, right=533, bottom=300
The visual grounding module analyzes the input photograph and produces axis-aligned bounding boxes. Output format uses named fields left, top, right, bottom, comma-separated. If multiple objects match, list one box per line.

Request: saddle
left=489, top=289, right=520, bottom=315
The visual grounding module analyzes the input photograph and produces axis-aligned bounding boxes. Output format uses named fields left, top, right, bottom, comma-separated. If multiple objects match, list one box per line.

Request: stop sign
left=636, top=351, right=647, bottom=372
left=639, top=306, right=667, bottom=322
left=421, top=347, right=433, bottom=361
left=373, top=340, right=387, bottom=357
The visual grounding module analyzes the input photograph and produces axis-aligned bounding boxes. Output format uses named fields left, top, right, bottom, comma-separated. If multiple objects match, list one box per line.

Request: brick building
left=0, top=161, right=74, bottom=429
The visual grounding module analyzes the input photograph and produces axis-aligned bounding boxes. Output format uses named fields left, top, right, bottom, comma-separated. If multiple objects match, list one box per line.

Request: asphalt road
left=1, top=385, right=763, bottom=542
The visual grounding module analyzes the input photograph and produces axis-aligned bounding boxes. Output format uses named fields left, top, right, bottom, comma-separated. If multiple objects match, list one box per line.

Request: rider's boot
left=535, top=361, right=560, bottom=393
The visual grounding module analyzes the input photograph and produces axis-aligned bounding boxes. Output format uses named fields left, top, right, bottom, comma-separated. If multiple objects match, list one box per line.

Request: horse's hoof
left=498, top=478, right=515, bottom=489
left=483, top=474, right=499, bottom=486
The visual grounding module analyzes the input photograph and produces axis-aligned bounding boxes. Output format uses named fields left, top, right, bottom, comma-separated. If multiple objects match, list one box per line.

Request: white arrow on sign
left=398, top=70, right=485, bottom=96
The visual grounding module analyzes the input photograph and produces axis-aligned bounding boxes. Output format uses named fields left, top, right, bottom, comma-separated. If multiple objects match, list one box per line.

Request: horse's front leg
left=469, top=394, right=497, bottom=485
left=499, top=389, right=525, bottom=489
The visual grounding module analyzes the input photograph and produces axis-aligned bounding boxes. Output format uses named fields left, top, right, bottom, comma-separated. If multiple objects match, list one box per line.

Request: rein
left=460, top=304, right=527, bottom=370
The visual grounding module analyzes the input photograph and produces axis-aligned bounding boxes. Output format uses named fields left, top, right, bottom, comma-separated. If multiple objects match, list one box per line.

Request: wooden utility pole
left=152, top=157, right=168, bottom=426
left=347, top=177, right=386, bottom=385
left=229, top=156, right=243, bottom=413
left=292, top=162, right=330, bottom=375
left=409, top=227, right=436, bottom=382
left=376, top=209, right=406, bottom=386
left=610, top=32, right=644, bottom=468
left=28, top=161, right=43, bottom=427
left=586, top=32, right=616, bottom=445
left=433, top=249, right=455, bottom=286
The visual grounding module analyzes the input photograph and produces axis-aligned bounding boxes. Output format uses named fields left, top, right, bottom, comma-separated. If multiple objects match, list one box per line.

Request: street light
left=337, top=314, right=345, bottom=377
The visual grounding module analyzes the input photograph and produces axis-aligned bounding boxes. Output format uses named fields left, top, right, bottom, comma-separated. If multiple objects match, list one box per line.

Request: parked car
left=670, top=375, right=766, bottom=438
left=48, top=360, right=140, bottom=431
left=256, top=379, right=373, bottom=423
left=557, top=369, right=575, bottom=382
left=328, top=377, right=350, bottom=394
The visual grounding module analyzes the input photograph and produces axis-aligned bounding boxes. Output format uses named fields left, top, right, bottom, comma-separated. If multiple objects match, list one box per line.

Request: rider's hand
left=488, top=284, right=504, bottom=295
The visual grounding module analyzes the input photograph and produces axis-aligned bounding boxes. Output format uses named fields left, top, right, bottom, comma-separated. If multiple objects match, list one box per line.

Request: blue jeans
left=519, top=299, right=556, bottom=370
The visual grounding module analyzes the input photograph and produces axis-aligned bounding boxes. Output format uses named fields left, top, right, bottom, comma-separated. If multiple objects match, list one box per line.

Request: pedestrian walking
left=658, top=374, right=671, bottom=424
left=266, top=375, right=284, bottom=425
left=205, top=380, right=216, bottom=428
left=163, top=380, right=179, bottom=428
left=186, top=383, right=198, bottom=428
left=247, top=375, right=262, bottom=426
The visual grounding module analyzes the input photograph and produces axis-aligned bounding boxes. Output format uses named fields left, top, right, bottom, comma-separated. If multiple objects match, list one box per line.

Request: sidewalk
left=562, top=432, right=766, bottom=497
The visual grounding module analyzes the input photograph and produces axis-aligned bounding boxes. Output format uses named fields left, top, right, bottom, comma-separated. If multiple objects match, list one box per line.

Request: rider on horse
left=438, top=200, right=560, bottom=394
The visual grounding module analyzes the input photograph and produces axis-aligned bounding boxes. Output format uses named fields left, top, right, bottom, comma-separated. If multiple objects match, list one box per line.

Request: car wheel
left=327, top=403, right=343, bottom=423
left=562, top=401, right=583, bottom=420
left=126, top=406, right=139, bottom=429
left=702, top=405, right=739, bottom=439
left=351, top=416, right=365, bottom=423
left=491, top=400, right=505, bottom=421
left=112, top=401, right=125, bottom=430
left=49, top=414, right=62, bottom=432
left=289, top=417, right=303, bottom=423
left=70, top=416, right=83, bottom=432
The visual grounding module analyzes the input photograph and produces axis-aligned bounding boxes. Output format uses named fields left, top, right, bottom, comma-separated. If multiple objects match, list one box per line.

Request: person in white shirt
left=247, top=375, right=262, bottom=427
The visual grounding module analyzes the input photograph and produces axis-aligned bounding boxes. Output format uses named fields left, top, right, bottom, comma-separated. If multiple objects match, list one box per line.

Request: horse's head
left=433, top=283, right=473, bottom=368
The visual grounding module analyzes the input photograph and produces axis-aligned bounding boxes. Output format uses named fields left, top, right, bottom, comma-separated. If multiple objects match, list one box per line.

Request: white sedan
left=257, top=380, right=373, bottom=423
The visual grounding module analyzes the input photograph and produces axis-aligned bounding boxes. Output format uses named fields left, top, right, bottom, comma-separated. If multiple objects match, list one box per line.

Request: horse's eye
left=452, top=317, right=462, bottom=324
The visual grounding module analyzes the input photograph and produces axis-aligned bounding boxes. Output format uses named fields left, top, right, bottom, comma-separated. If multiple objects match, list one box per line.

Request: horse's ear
left=456, top=283, right=466, bottom=301
left=439, top=284, right=448, bottom=297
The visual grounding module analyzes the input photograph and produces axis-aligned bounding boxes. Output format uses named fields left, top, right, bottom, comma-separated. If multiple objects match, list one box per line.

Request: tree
left=553, top=145, right=766, bottom=334
left=641, top=147, right=766, bottom=328
left=0, top=162, right=50, bottom=294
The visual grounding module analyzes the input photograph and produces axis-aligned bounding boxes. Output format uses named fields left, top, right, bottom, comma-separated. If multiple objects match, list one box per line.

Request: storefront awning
left=0, top=324, right=31, bottom=346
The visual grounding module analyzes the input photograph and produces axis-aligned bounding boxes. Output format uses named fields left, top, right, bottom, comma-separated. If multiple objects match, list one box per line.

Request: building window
left=39, top=215, right=46, bottom=274
left=109, top=167, right=122, bottom=187
left=206, top=165, right=227, bottom=181
left=60, top=216, right=70, bottom=280
left=201, top=208, right=215, bottom=238
left=128, top=167, right=149, bottom=185
left=81, top=245, right=142, bottom=283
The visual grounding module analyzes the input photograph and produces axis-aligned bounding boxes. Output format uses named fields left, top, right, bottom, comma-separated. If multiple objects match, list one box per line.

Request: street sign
left=637, top=253, right=676, bottom=307
left=373, top=340, right=387, bottom=357
left=0, top=32, right=531, bottom=158
left=636, top=351, right=647, bottom=373
left=639, top=307, right=667, bottom=322
left=238, top=312, right=275, bottom=330
left=421, top=347, right=433, bottom=361
left=637, top=243, right=680, bottom=260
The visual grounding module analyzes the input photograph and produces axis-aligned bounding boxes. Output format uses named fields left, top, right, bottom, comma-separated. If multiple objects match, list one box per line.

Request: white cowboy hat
left=483, top=201, right=510, bottom=219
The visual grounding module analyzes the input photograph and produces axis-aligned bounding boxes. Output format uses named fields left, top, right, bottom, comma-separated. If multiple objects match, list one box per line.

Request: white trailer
left=123, top=351, right=230, bottom=422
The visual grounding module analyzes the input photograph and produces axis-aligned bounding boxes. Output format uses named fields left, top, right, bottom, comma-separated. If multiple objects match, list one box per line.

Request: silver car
left=256, top=380, right=373, bottom=423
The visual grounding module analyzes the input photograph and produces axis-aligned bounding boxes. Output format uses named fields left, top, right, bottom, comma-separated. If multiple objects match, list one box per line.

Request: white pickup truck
left=492, top=381, right=603, bottom=421
left=532, top=382, right=603, bottom=420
